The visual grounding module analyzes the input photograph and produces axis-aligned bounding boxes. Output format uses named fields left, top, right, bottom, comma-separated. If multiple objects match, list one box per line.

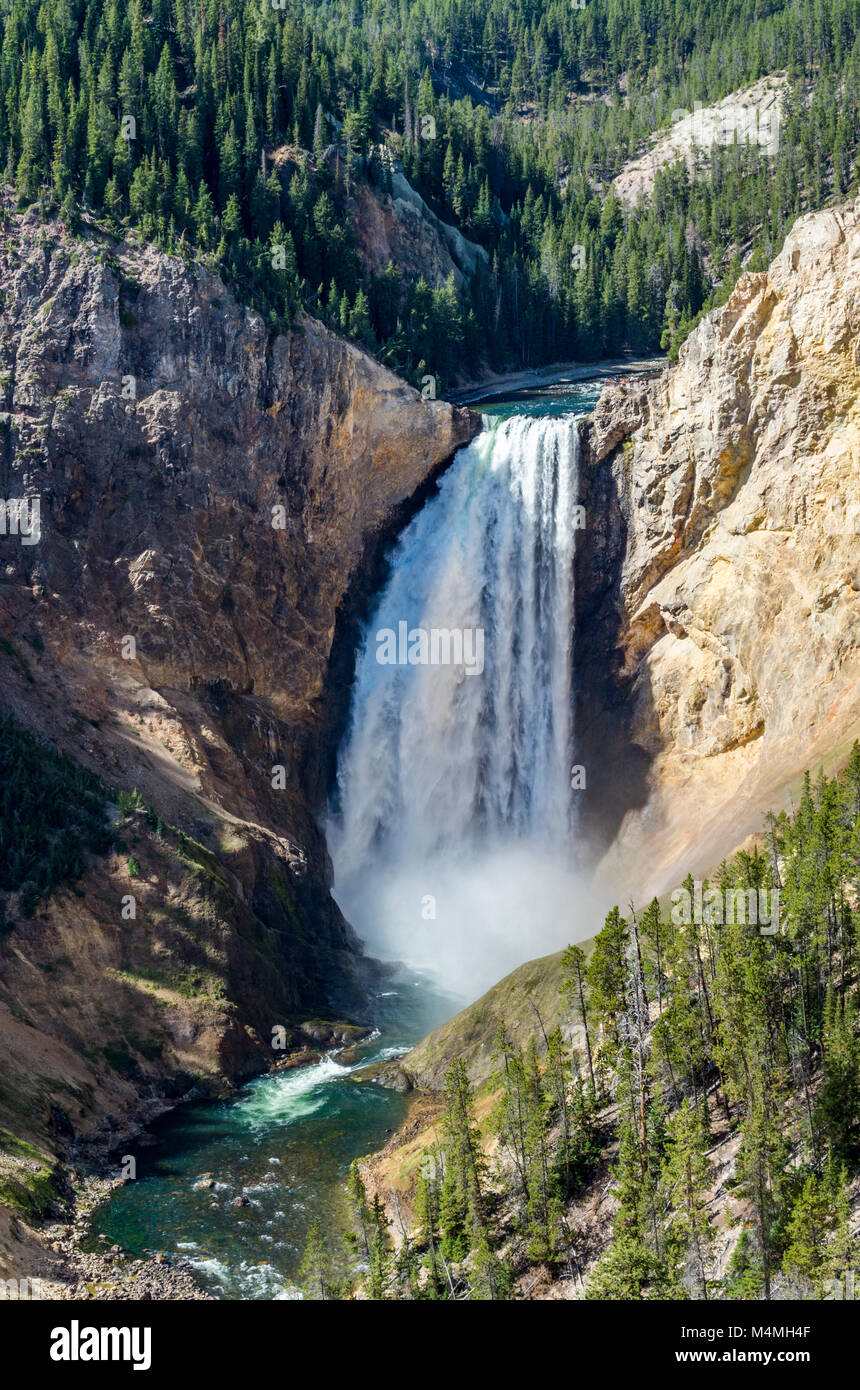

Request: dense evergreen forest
left=303, top=751, right=860, bottom=1299
left=3, top=0, right=860, bottom=381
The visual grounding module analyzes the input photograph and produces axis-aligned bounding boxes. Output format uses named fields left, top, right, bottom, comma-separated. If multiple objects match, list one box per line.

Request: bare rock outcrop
left=611, top=74, right=786, bottom=208
left=349, top=168, right=488, bottom=292
left=578, top=199, right=860, bottom=895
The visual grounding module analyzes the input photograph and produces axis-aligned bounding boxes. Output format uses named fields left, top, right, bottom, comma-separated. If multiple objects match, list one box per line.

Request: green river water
left=89, top=975, right=463, bottom=1299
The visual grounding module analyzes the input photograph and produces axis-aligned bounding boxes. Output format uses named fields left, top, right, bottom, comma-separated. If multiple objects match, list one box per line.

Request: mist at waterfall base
left=329, top=403, right=599, bottom=997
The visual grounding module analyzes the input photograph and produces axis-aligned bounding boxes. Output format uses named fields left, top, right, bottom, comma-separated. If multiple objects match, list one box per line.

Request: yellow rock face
left=583, top=200, right=860, bottom=898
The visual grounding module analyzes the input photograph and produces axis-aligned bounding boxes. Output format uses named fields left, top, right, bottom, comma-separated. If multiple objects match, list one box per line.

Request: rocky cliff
left=577, top=198, right=860, bottom=898
left=349, top=166, right=488, bottom=293
left=0, top=196, right=478, bottom=1225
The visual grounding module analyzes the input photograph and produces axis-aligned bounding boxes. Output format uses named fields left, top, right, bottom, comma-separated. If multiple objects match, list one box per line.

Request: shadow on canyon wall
left=574, top=425, right=655, bottom=877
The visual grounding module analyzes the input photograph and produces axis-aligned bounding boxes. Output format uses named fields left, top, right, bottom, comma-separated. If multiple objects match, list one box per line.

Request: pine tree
left=366, top=1193, right=394, bottom=1300
left=346, top=1159, right=371, bottom=1262
left=587, top=1120, right=674, bottom=1300
left=815, top=989, right=860, bottom=1167
left=439, top=1057, right=487, bottom=1262
left=299, top=1218, right=334, bottom=1299
left=586, top=906, right=629, bottom=1051
left=662, top=1097, right=715, bottom=1298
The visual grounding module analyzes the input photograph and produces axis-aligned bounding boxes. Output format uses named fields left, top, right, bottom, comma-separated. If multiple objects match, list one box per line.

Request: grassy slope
left=398, top=948, right=590, bottom=1091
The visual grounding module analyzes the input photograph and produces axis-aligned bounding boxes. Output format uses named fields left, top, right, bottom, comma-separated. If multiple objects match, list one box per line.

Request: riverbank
left=36, top=1170, right=214, bottom=1301
left=448, top=354, right=667, bottom=405
left=69, top=981, right=458, bottom=1299
left=4, top=1025, right=381, bottom=1301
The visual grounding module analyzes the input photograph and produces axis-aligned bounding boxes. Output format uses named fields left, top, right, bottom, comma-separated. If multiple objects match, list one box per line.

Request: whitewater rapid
left=328, top=412, right=595, bottom=993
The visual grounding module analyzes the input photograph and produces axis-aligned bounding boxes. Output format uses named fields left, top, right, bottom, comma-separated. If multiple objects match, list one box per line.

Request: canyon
left=365, top=198, right=860, bottom=1227
left=3, top=191, right=860, bottom=1287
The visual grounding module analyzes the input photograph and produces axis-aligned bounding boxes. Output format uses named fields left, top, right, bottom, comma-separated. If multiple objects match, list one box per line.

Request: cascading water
left=329, top=411, right=596, bottom=995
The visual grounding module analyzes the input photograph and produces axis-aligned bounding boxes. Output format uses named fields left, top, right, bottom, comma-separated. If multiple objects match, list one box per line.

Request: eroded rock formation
left=578, top=199, right=860, bottom=896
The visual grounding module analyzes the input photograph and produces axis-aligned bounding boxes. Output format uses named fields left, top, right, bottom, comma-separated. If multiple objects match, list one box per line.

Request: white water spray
left=328, top=413, right=595, bottom=995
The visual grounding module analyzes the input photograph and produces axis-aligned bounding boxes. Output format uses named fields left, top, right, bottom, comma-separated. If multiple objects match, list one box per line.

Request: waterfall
left=328, top=412, right=594, bottom=994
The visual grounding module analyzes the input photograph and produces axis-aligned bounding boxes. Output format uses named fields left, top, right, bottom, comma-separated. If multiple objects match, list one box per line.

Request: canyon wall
left=578, top=199, right=860, bottom=898
left=0, top=201, right=478, bottom=1193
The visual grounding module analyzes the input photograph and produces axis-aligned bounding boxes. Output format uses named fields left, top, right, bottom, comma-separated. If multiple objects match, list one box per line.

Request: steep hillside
left=7, top=0, right=860, bottom=380
left=611, top=75, right=787, bottom=208
left=373, top=952, right=572, bottom=1093
left=348, top=167, right=488, bottom=293
left=356, top=766, right=860, bottom=1302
